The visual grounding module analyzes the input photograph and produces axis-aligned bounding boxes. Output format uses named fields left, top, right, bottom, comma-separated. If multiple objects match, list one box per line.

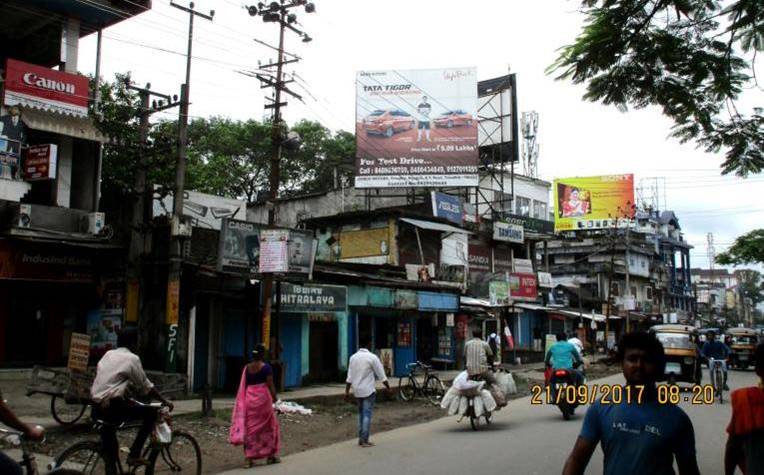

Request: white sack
left=480, top=389, right=497, bottom=412
left=458, top=396, right=469, bottom=416
left=474, top=395, right=485, bottom=418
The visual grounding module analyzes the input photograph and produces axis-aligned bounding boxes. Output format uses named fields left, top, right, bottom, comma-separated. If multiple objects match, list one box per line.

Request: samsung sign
left=431, top=191, right=463, bottom=225
left=493, top=222, right=524, bottom=243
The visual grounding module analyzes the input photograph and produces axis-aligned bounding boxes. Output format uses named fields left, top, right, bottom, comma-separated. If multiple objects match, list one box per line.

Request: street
left=219, top=369, right=759, bottom=475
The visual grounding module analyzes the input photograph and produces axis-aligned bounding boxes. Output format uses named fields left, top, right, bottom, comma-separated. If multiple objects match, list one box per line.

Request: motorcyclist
left=0, top=389, right=44, bottom=475
left=546, top=332, right=585, bottom=397
left=701, top=330, right=731, bottom=391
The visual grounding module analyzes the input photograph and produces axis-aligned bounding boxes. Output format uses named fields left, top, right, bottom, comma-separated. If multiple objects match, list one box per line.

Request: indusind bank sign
left=279, top=283, right=348, bottom=313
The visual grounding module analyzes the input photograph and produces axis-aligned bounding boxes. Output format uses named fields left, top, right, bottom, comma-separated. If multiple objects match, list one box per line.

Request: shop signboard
left=339, top=227, right=390, bottom=260
left=446, top=313, right=455, bottom=327
left=394, top=289, right=418, bottom=309
left=153, top=188, right=247, bottom=231
left=489, top=281, right=509, bottom=306
left=397, top=322, right=412, bottom=347
left=463, top=202, right=478, bottom=223
left=218, top=219, right=262, bottom=274
left=510, top=273, right=538, bottom=301
left=431, top=191, right=463, bottom=225
left=67, top=333, right=91, bottom=372
left=355, top=67, right=479, bottom=188
left=513, top=258, right=534, bottom=273
left=455, top=315, right=468, bottom=339
left=279, top=283, right=347, bottom=313
left=493, top=221, right=524, bottom=243
left=3, top=59, right=89, bottom=116
left=22, top=144, right=57, bottom=181
left=86, top=309, right=123, bottom=359
left=553, top=174, right=635, bottom=232
left=0, top=239, right=95, bottom=282
left=505, top=214, right=554, bottom=234
left=537, top=272, right=553, bottom=288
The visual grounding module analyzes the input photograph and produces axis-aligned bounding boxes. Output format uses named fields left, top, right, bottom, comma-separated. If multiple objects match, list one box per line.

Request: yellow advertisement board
left=553, top=174, right=634, bottom=232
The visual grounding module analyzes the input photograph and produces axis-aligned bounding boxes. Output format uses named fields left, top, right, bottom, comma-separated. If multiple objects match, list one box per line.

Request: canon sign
left=3, top=58, right=89, bottom=116
left=23, top=73, right=77, bottom=96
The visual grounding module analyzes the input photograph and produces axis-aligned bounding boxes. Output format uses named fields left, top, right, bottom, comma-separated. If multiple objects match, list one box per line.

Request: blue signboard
left=431, top=192, right=463, bottom=225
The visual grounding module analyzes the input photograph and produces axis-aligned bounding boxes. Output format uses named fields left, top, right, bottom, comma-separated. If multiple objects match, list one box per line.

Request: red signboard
left=23, top=144, right=57, bottom=180
left=3, top=59, right=89, bottom=116
left=510, top=272, right=538, bottom=301
left=468, top=240, right=491, bottom=274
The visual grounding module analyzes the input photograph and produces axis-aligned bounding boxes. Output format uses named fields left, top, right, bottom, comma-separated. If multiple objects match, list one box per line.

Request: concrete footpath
left=1, top=360, right=551, bottom=430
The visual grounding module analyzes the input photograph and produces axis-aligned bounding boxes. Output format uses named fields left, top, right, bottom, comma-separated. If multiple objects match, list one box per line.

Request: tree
left=550, top=1, right=764, bottom=176
left=715, top=229, right=764, bottom=265
left=736, top=269, right=764, bottom=306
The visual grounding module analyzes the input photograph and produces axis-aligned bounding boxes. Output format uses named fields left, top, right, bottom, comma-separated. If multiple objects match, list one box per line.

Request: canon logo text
left=23, top=73, right=76, bottom=95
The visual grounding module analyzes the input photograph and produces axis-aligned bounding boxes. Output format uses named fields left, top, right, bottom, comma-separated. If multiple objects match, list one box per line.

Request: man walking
left=416, top=96, right=432, bottom=142
left=345, top=337, right=392, bottom=448
left=562, top=332, right=700, bottom=475
left=724, top=343, right=764, bottom=475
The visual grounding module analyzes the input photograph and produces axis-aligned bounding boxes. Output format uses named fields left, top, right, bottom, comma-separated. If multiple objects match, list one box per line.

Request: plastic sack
left=506, top=373, right=517, bottom=395
left=448, top=394, right=461, bottom=416
left=458, top=396, right=469, bottom=416
left=274, top=400, right=313, bottom=415
left=453, top=371, right=483, bottom=394
left=440, top=387, right=458, bottom=410
left=474, top=395, right=485, bottom=418
left=480, top=389, right=497, bottom=412
left=153, top=421, right=172, bottom=444
left=495, top=372, right=510, bottom=393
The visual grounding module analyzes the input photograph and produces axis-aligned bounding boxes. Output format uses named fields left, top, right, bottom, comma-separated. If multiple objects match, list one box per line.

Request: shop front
left=0, top=237, right=125, bottom=368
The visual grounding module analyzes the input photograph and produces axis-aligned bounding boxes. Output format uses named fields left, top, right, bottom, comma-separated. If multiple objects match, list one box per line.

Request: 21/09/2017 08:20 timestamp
left=530, top=384, right=718, bottom=406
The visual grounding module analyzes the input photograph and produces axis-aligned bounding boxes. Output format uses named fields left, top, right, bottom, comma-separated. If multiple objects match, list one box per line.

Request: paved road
left=219, top=368, right=759, bottom=475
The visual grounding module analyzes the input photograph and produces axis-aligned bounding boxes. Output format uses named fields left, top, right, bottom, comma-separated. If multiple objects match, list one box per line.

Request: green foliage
left=93, top=74, right=356, bottom=204
left=550, top=0, right=764, bottom=176
left=735, top=269, right=764, bottom=305
left=716, top=229, right=764, bottom=265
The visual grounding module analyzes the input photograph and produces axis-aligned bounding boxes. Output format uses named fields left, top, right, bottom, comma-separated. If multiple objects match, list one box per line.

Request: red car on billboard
left=434, top=110, right=473, bottom=128
left=362, top=109, right=416, bottom=137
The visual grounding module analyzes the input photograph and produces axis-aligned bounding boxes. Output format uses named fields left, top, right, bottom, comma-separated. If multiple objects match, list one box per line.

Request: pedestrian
left=229, top=344, right=281, bottom=468
left=562, top=332, right=700, bottom=475
left=724, top=342, right=764, bottom=475
left=344, top=336, right=392, bottom=447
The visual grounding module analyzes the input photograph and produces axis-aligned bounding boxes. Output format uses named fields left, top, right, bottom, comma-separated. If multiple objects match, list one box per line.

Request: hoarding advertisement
left=4, top=59, right=89, bottom=116
left=355, top=68, right=479, bottom=188
left=493, top=221, right=524, bottom=243
left=553, top=174, right=635, bottom=232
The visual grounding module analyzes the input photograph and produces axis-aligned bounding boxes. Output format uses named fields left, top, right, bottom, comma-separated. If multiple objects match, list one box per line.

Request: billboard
left=153, top=187, right=247, bottom=231
left=431, top=191, right=463, bottom=225
left=4, top=59, right=89, bottom=116
left=553, top=174, right=634, bottom=232
left=355, top=67, right=479, bottom=188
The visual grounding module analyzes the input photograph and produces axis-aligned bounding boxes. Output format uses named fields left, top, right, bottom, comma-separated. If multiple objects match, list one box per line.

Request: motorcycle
left=548, top=363, right=585, bottom=420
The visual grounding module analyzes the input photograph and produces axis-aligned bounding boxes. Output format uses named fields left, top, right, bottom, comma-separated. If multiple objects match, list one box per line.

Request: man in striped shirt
left=464, top=328, right=506, bottom=406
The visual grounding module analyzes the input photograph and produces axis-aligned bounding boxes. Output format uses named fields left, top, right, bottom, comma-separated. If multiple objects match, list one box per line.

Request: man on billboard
left=416, top=96, right=432, bottom=143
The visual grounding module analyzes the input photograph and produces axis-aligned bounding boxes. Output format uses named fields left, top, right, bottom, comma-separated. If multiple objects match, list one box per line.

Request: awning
left=400, top=217, right=473, bottom=235
left=515, top=303, right=548, bottom=312
left=21, top=108, right=108, bottom=143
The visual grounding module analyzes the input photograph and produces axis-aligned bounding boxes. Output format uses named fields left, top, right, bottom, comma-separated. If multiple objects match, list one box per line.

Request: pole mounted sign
left=3, top=59, right=89, bottom=116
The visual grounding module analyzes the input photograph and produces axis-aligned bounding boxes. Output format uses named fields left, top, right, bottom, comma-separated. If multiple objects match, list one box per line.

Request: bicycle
left=708, top=358, right=726, bottom=404
left=398, top=361, right=445, bottom=405
left=53, top=400, right=202, bottom=475
left=0, top=427, right=79, bottom=475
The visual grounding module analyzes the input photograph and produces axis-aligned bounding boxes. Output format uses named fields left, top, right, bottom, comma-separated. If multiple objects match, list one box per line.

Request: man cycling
left=0, top=390, right=44, bottom=475
left=701, top=331, right=731, bottom=391
left=546, top=332, right=585, bottom=392
left=90, top=328, right=174, bottom=467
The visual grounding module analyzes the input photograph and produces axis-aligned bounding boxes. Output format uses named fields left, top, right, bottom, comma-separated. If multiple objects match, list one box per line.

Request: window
left=516, top=196, right=531, bottom=216
left=533, top=201, right=547, bottom=219
left=646, top=287, right=653, bottom=300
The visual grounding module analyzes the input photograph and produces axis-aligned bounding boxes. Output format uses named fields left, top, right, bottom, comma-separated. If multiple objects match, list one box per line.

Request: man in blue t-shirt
left=546, top=332, right=584, bottom=384
left=562, top=332, right=700, bottom=475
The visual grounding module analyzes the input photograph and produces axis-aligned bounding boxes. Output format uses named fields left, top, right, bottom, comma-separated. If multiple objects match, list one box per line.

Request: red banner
left=510, top=272, right=537, bottom=301
left=4, top=58, right=89, bottom=116
left=22, top=144, right=57, bottom=180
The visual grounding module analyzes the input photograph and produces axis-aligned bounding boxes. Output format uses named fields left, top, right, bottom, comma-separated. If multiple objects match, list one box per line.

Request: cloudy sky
left=75, top=0, right=763, bottom=270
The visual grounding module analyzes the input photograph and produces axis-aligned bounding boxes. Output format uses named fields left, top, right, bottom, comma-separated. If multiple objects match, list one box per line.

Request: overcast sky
left=76, top=0, right=764, bottom=271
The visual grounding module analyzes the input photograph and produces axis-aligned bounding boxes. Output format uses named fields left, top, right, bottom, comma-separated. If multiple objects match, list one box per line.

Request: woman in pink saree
left=229, top=345, right=281, bottom=467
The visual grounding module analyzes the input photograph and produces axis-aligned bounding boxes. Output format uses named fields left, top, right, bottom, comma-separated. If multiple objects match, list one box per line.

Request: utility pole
left=625, top=224, right=631, bottom=333
left=166, top=1, right=214, bottom=373
left=124, top=82, right=181, bottom=353
left=245, top=0, right=315, bottom=367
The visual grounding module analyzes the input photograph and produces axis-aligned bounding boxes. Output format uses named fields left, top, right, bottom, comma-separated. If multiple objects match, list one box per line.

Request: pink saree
left=229, top=367, right=281, bottom=460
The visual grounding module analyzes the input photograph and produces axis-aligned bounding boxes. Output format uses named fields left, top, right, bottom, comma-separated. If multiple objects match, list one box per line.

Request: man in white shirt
left=90, top=328, right=173, bottom=467
left=345, top=337, right=392, bottom=447
left=568, top=335, right=584, bottom=358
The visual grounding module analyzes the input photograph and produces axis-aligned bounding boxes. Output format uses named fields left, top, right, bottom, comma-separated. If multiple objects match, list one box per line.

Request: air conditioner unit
left=86, top=212, right=105, bottom=234
left=18, top=204, right=31, bottom=228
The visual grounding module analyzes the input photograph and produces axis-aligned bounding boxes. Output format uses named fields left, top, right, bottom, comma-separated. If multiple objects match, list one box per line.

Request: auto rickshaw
left=649, top=324, right=701, bottom=385
left=727, top=327, right=760, bottom=370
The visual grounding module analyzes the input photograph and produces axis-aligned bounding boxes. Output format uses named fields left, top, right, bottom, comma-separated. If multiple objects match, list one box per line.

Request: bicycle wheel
left=55, top=441, right=114, bottom=475
left=424, top=376, right=445, bottom=405
left=51, top=395, right=88, bottom=425
left=398, top=376, right=415, bottom=401
left=146, top=431, right=202, bottom=475
left=715, top=368, right=724, bottom=404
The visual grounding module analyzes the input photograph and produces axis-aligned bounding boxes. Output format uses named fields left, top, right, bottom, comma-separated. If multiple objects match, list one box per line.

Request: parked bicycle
left=708, top=358, right=726, bottom=404
left=53, top=400, right=202, bottom=475
left=0, top=427, right=79, bottom=475
left=398, top=361, right=445, bottom=405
